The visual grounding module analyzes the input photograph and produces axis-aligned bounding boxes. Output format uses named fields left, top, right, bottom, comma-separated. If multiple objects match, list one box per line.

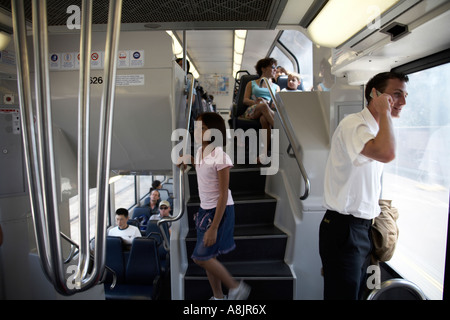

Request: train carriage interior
left=0, top=0, right=449, bottom=302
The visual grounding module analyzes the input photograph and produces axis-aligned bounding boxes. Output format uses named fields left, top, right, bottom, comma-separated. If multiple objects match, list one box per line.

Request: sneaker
left=209, top=295, right=227, bottom=300
left=228, top=281, right=251, bottom=300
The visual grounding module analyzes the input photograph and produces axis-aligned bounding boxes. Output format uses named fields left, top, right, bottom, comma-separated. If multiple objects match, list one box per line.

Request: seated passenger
left=281, top=73, right=303, bottom=92
left=241, top=57, right=280, bottom=161
left=108, top=208, right=141, bottom=246
left=149, top=200, right=172, bottom=236
left=149, top=179, right=161, bottom=193
left=176, top=57, right=197, bottom=98
left=274, top=66, right=287, bottom=83
left=149, top=200, right=171, bottom=222
left=147, top=189, right=161, bottom=216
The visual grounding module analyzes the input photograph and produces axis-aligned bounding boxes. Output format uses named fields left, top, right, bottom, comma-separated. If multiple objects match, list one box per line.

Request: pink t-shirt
left=195, top=146, right=234, bottom=210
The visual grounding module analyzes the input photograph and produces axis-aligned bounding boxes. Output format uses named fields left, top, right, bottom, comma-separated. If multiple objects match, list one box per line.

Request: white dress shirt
left=323, top=107, right=384, bottom=220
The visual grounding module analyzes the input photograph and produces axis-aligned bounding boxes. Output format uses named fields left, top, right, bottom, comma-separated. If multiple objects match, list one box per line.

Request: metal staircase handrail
left=157, top=73, right=196, bottom=252
left=262, top=77, right=311, bottom=200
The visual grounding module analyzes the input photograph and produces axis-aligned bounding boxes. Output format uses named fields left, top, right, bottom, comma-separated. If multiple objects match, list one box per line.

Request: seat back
left=146, top=220, right=170, bottom=242
left=126, top=238, right=160, bottom=285
left=131, top=207, right=151, bottom=231
left=235, top=74, right=259, bottom=117
left=162, top=183, right=173, bottom=195
left=127, top=219, right=140, bottom=228
left=145, top=220, right=169, bottom=261
left=158, top=189, right=170, bottom=201
left=277, top=75, right=289, bottom=91
left=131, top=207, right=151, bottom=220
left=105, top=236, right=126, bottom=283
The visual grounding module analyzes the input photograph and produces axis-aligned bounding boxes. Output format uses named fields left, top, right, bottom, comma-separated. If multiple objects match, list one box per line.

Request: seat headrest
left=235, top=74, right=259, bottom=116
left=131, top=207, right=151, bottom=219
left=277, top=75, right=288, bottom=90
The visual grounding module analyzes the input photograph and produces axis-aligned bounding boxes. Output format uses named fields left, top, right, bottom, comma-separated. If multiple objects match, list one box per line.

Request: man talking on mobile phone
left=320, top=72, right=409, bottom=300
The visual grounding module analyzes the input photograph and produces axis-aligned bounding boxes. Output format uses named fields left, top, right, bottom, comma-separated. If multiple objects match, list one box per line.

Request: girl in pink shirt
left=178, top=112, right=250, bottom=300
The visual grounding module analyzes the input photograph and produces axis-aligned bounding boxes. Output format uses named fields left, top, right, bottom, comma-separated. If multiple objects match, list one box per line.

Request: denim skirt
left=191, top=205, right=236, bottom=261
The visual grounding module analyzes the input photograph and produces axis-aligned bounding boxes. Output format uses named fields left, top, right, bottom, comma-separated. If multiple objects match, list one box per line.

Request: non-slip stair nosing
left=187, top=198, right=277, bottom=206
left=187, top=167, right=263, bottom=174
left=185, top=234, right=287, bottom=241
left=184, top=276, right=294, bottom=280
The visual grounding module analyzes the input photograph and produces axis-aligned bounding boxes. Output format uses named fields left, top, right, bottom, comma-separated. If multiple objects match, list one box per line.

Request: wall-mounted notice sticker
left=0, top=108, right=20, bottom=135
left=90, top=51, right=103, bottom=69
left=49, top=53, right=60, bottom=70
left=116, top=74, right=145, bottom=86
left=130, top=50, right=144, bottom=68
left=61, top=52, right=76, bottom=70
left=75, top=53, right=81, bottom=69
left=117, top=50, right=130, bottom=68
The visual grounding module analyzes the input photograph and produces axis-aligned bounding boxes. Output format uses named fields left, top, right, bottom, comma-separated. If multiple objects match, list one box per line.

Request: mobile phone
left=370, top=90, right=382, bottom=98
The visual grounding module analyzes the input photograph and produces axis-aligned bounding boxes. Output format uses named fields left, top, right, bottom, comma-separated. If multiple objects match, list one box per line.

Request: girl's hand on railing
left=176, top=154, right=194, bottom=170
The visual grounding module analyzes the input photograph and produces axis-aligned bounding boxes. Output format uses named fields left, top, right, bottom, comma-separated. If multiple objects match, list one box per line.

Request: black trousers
left=319, top=210, right=373, bottom=300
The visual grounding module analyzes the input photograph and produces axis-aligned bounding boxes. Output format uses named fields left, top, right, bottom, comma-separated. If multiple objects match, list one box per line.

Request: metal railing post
left=12, top=0, right=123, bottom=295
left=262, top=77, right=311, bottom=200
left=77, top=0, right=93, bottom=283
left=157, top=74, right=196, bottom=251
left=90, top=0, right=123, bottom=288
left=32, top=0, right=66, bottom=292
left=11, top=0, right=54, bottom=286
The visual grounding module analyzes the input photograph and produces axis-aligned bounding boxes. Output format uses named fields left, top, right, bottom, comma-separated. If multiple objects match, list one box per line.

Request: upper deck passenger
left=241, top=57, right=280, bottom=162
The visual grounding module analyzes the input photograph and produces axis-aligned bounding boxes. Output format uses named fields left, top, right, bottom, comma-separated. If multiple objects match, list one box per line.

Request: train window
left=113, top=175, right=136, bottom=210
left=278, top=30, right=313, bottom=90
left=69, top=175, right=138, bottom=244
left=139, top=175, right=153, bottom=199
left=382, top=62, right=450, bottom=300
left=69, top=187, right=98, bottom=244
left=271, top=46, right=295, bottom=76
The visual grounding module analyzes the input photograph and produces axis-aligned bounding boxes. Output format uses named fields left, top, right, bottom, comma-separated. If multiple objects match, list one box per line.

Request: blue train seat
left=125, top=238, right=161, bottom=300
left=162, top=183, right=173, bottom=196
left=145, top=220, right=170, bottom=272
left=104, top=237, right=161, bottom=300
left=131, top=207, right=151, bottom=231
left=105, top=236, right=126, bottom=284
left=230, top=74, right=262, bottom=131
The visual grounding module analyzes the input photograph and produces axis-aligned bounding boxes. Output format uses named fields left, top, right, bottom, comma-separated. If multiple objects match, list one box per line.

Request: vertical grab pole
left=91, top=0, right=123, bottom=285
left=11, top=0, right=54, bottom=285
left=76, top=0, right=93, bottom=283
left=32, top=0, right=67, bottom=292
left=12, top=0, right=124, bottom=294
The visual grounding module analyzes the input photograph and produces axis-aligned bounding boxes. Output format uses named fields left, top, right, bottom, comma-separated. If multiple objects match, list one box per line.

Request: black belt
left=325, top=210, right=372, bottom=228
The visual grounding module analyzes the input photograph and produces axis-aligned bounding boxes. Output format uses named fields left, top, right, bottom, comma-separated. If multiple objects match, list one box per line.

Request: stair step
left=187, top=194, right=277, bottom=229
left=186, top=225, right=288, bottom=262
left=188, top=165, right=267, bottom=197
left=183, top=163, right=293, bottom=300
left=184, top=261, right=294, bottom=300
left=186, top=224, right=285, bottom=239
left=186, top=260, right=293, bottom=278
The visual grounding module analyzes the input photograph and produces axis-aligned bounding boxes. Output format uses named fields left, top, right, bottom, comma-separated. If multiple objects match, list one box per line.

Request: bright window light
left=0, top=31, right=11, bottom=51
left=166, top=31, right=199, bottom=78
left=233, top=30, right=247, bottom=77
left=307, top=0, right=399, bottom=48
